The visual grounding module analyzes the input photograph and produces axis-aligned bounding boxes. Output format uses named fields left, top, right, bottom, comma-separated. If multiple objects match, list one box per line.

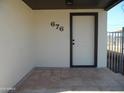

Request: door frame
left=70, top=12, right=98, bottom=68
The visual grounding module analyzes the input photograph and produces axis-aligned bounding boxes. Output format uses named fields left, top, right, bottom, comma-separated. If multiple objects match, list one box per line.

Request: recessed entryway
left=70, top=13, right=98, bottom=67
left=1, top=0, right=123, bottom=92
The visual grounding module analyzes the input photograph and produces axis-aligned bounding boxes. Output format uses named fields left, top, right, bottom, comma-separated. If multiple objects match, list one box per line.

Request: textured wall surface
left=35, top=9, right=107, bottom=68
left=0, top=0, right=35, bottom=93
left=0, top=1, right=107, bottom=93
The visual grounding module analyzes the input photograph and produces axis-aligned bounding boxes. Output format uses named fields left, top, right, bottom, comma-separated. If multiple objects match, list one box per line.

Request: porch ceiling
left=22, top=0, right=122, bottom=10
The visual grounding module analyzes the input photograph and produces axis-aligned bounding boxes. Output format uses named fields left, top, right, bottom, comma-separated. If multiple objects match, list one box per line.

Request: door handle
left=72, top=39, right=75, bottom=45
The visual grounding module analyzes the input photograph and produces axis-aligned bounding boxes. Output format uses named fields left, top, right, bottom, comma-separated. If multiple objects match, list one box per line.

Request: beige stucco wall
left=34, top=9, right=107, bottom=68
left=0, top=0, right=35, bottom=93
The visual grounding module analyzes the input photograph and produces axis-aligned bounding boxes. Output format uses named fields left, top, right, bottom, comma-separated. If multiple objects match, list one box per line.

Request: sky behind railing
left=107, top=1, right=124, bottom=32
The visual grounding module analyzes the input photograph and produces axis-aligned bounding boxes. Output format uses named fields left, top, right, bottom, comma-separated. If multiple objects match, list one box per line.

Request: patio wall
left=0, top=0, right=35, bottom=93
left=34, top=9, right=107, bottom=68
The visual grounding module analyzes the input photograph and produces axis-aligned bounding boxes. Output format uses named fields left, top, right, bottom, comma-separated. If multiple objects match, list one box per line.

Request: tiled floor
left=16, top=68, right=124, bottom=93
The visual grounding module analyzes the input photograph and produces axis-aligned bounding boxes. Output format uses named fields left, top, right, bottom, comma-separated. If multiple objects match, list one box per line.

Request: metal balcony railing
left=107, top=27, right=124, bottom=75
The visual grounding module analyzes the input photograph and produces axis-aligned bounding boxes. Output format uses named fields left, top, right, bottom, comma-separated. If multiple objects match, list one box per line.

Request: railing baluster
left=114, top=33, right=117, bottom=73
left=114, top=33, right=116, bottom=72
left=117, top=32, right=119, bottom=73
left=118, top=32, right=121, bottom=73
left=108, top=33, right=111, bottom=68
left=111, top=33, right=113, bottom=70
left=122, top=27, right=124, bottom=74
left=109, top=33, right=112, bottom=70
left=107, top=33, right=109, bottom=68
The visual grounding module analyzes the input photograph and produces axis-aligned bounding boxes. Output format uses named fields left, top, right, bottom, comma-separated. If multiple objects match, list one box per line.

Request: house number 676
left=51, top=21, right=64, bottom=32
